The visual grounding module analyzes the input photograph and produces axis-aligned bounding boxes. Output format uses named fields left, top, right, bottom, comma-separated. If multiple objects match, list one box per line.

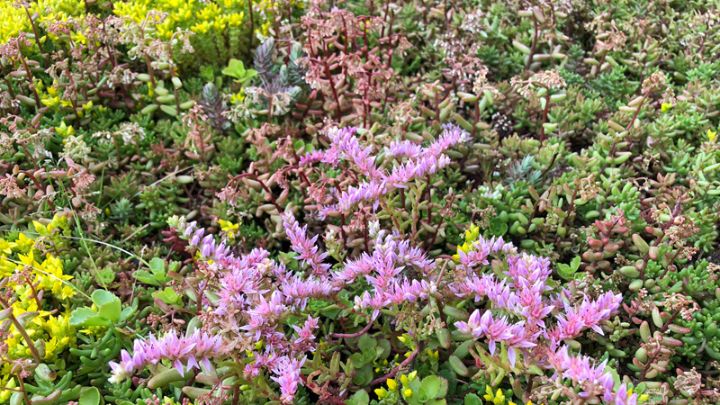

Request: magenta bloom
left=455, top=310, right=523, bottom=355
left=449, top=234, right=622, bottom=384
left=549, top=346, right=638, bottom=404
left=302, top=124, right=469, bottom=218
left=142, top=216, right=628, bottom=404
left=272, top=356, right=306, bottom=404
left=109, top=330, right=225, bottom=383
left=282, top=212, right=330, bottom=275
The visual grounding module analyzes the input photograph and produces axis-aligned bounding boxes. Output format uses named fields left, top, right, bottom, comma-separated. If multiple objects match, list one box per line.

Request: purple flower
left=385, top=140, right=423, bottom=159
left=292, top=316, right=320, bottom=351
left=455, top=236, right=515, bottom=272
left=326, top=127, right=382, bottom=180
left=282, top=212, right=330, bottom=275
left=549, top=346, right=638, bottom=404
left=548, top=291, right=622, bottom=347
left=271, top=356, right=306, bottom=404
left=151, top=214, right=629, bottom=404
left=454, top=310, right=520, bottom=354
left=109, top=330, right=225, bottom=383
left=303, top=125, right=469, bottom=218
left=183, top=221, right=198, bottom=238
left=299, top=150, right=328, bottom=166
left=325, top=180, right=386, bottom=218
left=332, top=252, right=375, bottom=285
left=200, top=234, right=215, bottom=257
left=190, top=228, right=204, bottom=247
left=281, top=276, right=337, bottom=308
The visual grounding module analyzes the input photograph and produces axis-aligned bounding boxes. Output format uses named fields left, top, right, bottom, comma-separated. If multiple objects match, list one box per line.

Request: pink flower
left=282, top=213, right=330, bottom=275
left=292, top=316, right=320, bottom=352
left=271, top=356, right=306, bottom=404
left=303, top=124, right=469, bottom=218
left=109, top=330, right=225, bottom=383
left=455, top=310, right=520, bottom=354
left=548, top=291, right=622, bottom=347
left=385, top=140, right=423, bottom=159
left=549, top=346, right=638, bottom=404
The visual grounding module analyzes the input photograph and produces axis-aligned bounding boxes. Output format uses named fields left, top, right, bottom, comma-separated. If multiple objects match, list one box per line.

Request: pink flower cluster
left=301, top=124, right=468, bottom=218
left=282, top=213, right=331, bottom=276
left=550, top=347, right=639, bottom=405
left=109, top=330, right=225, bottom=383
left=113, top=216, right=631, bottom=403
left=448, top=240, right=628, bottom=403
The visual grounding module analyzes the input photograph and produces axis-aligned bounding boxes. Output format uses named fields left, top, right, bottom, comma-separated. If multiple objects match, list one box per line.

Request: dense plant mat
left=0, top=0, right=719, bottom=404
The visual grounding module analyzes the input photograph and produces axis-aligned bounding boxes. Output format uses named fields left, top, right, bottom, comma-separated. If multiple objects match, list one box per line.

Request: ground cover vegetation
left=0, top=0, right=719, bottom=404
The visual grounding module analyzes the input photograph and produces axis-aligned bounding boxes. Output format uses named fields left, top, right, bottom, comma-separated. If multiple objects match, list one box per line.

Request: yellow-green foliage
left=0, top=215, right=77, bottom=401
left=1, top=0, right=283, bottom=67
left=0, top=0, right=85, bottom=44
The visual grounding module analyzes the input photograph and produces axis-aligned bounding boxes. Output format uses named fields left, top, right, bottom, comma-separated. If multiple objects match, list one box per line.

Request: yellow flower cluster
left=0, top=2, right=28, bottom=44
left=708, top=129, right=718, bottom=143
left=0, top=0, right=86, bottom=44
left=112, top=0, right=274, bottom=39
left=483, top=386, right=531, bottom=405
left=627, top=388, right=650, bottom=403
left=0, top=214, right=76, bottom=364
left=374, top=371, right=418, bottom=400
left=1, top=0, right=283, bottom=45
left=218, top=219, right=240, bottom=240
left=453, top=224, right=481, bottom=261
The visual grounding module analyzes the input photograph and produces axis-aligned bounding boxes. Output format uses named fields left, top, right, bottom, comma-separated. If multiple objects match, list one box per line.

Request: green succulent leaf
left=222, top=59, right=258, bottom=83
left=346, top=390, right=369, bottom=405
left=557, top=256, right=581, bottom=280
left=79, top=387, right=102, bottom=405
left=92, top=290, right=122, bottom=322
left=419, top=375, right=448, bottom=400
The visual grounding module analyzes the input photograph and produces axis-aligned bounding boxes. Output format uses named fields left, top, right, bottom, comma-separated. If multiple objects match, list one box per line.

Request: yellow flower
left=41, top=95, right=61, bottom=108
left=708, top=129, right=718, bottom=143
left=113, top=1, right=149, bottom=23
left=0, top=239, right=14, bottom=255
left=402, top=388, right=413, bottom=398
left=71, top=30, right=87, bottom=44
left=465, top=224, right=480, bottom=242
left=191, top=21, right=212, bottom=34
left=55, top=121, right=75, bottom=138
left=660, top=102, right=672, bottom=112
left=197, top=3, right=220, bottom=21
left=14, top=233, right=35, bottom=252
left=386, top=378, right=397, bottom=391
left=453, top=224, right=481, bottom=261
left=0, top=3, right=29, bottom=43
left=374, top=388, right=387, bottom=399
left=230, top=89, right=246, bottom=104
left=218, top=219, right=240, bottom=240
left=43, top=313, right=75, bottom=359
left=226, top=12, right=244, bottom=26
left=484, top=386, right=506, bottom=405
